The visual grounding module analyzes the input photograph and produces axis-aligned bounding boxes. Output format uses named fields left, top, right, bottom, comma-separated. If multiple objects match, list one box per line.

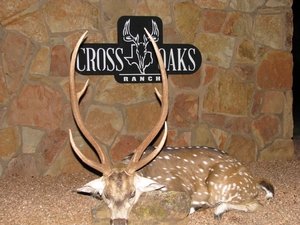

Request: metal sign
left=76, top=16, right=202, bottom=83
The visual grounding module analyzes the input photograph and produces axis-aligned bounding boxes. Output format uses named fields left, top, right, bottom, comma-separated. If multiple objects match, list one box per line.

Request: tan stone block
left=266, top=0, right=292, bottom=7
left=45, top=136, right=101, bottom=176
left=0, top=0, right=36, bottom=22
left=60, top=78, right=91, bottom=101
left=257, top=8, right=281, bottom=14
left=250, top=90, right=263, bottom=117
left=210, top=128, right=228, bottom=149
left=144, top=0, right=172, bottom=25
left=235, top=40, right=256, bottom=64
left=195, top=0, right=230, bottom=10
left=4, top=154, right=43, bottom=177
left=61, top=137, right=100, bottom=175
left=59, top=103, right=77, bottom=131
left=230, top=0, right=265, bottom=12
left=22, top=127, right=44, bottom=154
left=30, top=45, right=50, bottom=75
left=1, top=32, right=35, bottom=94
left=126, top=101, right=161, bottom=133
left=39, top=129, right=68, bottom=167
left=7, top=84, right=63, bottom=130
left=261, top=91, right=284, bottom=114
left=169, top=93, right=198, bottom=128
left=65, top=32, right=105, bottom=50
left=3, top=10, right=48, bottom=42
left=224, top=117, right=252, bottom=134
left=0, top=64, right=9, bottom=104
left=43, top=0, right=98, bottom=32
left=95, top=76, right=160, bottom=104
left=136, top=0, right=151, bottom=16
left=226, top=134, right=257, bottom=163
left=0, top=164, right=3, bottom=177
left=201, top=113, right=226, bottom=127
left=223, top=12, right=249, bottom=37
left=203, top=69, right=254, bottom=115
left=104, top=28, right=117, bottom=43
left=28, top=74, right=56, bottom=86
left=163, top=26, right=182, bottom=44
left=152, top=130, right=191, bottom=147
left=0, top=126, right=20, bottom=159
left=259, top=139, right=294, bottom=161
left=0, top=106, right=7, bottom=125
left=257, top=50, right=292, bottom=90
left=194, top=33, right=235, bottom=68
left=284, top=10, right=293, bottom=51
left=174, top=2, right=202, bottom=43
left=110, top=135, right=142, bottom=163
left=252, top=115, right=281, bottom=148
left=172, top=132, right=191, bottom=147
left=234, top=65, right=255, bottom=81
left=253, top=14, right=283, bottom=49
left=169, top=69, right=202, bottom=90
left=283, top=91, right=293, bottom=138
left=100, top=0, right=137, bottom=29
left=202, top=10, right=226, bottom=33
left=86, top=105, right=123, bottom=145
left=203, top=65, right=219, bottom=85
left=50, top=45, right=70, bottom=77
left=194, top=123, right=216, bottom=148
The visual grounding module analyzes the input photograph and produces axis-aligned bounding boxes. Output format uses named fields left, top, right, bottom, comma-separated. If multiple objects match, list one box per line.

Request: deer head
left=69, top=30, right=168, bottom=225
left=123, top=19, right=159, bottom=74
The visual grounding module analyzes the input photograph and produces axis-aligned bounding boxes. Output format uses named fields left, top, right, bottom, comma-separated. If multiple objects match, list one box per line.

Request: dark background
left=293, top=2, right=300, bottom=136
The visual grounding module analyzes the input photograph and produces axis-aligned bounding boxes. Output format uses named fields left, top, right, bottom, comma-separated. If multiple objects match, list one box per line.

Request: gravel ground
left=1, top=140, right=300, bottom=225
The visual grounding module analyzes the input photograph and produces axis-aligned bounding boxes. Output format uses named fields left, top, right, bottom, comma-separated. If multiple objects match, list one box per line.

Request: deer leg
left=213, top=200, right=263, bottom=219
left=189, top=187, right=211, bottom=214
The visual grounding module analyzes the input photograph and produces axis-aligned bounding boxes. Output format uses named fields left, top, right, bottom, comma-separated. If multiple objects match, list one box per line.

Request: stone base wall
left=0, top=0, right=294, bottom=177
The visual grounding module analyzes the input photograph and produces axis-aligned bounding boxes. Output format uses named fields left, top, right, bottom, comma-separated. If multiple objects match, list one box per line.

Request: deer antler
left=123, top=19, right=138, bottom=45
left=150, top=20, right=159, bottom=42
left=69, top=31, right=112, bottom=176
left=125, top=28, right=169, bottom=174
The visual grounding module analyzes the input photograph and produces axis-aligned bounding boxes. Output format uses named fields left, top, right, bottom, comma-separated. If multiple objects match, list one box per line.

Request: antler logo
left=123, top=19, right=159, bottom=74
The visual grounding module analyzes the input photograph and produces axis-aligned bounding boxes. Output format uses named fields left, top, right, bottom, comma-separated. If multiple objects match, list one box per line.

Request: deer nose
left=110, top=218, right=128, bottom=225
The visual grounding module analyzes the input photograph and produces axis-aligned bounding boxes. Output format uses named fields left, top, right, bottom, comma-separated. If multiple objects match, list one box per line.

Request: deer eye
left=130, top=191, right=136, bottom=198
left=104, top=192, right=111, bottom=200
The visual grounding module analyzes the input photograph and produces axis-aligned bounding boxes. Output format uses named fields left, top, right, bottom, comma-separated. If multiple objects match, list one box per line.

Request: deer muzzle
left=110, top=218, right=128, bottom=225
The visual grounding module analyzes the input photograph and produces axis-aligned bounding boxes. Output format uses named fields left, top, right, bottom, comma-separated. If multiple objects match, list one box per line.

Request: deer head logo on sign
left=123, top=19, right=159, bottom=74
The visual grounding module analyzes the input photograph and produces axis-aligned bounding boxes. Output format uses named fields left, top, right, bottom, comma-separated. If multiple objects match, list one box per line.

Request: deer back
left=138, top=146, right=274, bottom=218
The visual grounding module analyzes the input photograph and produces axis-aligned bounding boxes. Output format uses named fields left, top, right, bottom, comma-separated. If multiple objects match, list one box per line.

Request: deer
left=69, top=30, right=274, bottom=225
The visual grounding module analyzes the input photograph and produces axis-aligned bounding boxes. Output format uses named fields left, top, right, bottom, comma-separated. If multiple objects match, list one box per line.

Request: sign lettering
left=76, top=16, right=202, bottom=83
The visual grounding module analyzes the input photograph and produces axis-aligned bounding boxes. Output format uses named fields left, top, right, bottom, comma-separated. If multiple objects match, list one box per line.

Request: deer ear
left=76, top=177, right=105, bottom=195
left=134, top=174, right=164, bottom=192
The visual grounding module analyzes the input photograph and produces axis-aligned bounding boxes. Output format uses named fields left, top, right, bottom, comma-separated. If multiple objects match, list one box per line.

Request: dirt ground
left=1, top=140, right=299, bottom=225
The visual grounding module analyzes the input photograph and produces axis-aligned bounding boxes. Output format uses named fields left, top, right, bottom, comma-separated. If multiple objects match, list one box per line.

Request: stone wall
left=0, top=0, right=294, bottom=177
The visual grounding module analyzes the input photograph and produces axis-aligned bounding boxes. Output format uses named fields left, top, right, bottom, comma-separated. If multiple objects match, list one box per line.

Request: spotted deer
left=69, top=31, right=274, bottom=225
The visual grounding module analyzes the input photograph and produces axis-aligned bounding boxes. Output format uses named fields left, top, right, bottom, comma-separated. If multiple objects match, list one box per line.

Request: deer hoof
left=214, top=213, right=223, bottom=220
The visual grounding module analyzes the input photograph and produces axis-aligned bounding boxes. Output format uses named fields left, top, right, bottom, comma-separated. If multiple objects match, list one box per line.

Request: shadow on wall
left=293, top=1, right=300, bottom=137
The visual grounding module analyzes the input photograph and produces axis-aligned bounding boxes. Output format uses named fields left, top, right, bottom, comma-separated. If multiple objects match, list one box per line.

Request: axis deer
left=69, top=31, right=274, bottom=225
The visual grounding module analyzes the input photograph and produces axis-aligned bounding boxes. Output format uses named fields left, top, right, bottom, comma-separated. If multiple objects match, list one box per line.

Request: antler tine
left=125, top=28, right=169, bottom=174
left=69, top=31, right=112, bottom=176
